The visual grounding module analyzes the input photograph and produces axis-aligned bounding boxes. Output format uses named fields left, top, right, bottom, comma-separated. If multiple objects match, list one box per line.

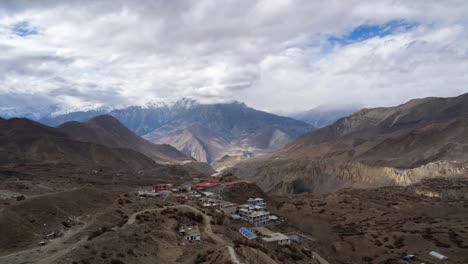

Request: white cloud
left=0, top=0, right=467, bottom=114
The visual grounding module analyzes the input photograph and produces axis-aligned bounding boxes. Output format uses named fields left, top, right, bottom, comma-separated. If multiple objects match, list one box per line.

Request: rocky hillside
left=225, top=93, right=468, bottom=195
left=57, top=115, right=191, bottom=164
left=0, top=118, right=157, bottom=170
left=284, top=93, right=468, bottom=167
left=135, top=100, right=314, bottom=163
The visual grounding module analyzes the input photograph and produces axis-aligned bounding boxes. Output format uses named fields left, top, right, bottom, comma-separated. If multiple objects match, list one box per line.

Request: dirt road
left=123, top=204, right=225, bottom=244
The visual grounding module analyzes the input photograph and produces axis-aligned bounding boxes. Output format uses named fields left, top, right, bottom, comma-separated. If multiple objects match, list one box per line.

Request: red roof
left=195, top=182, right=220, bottom=188
left=226, top=180, right=240, bottom=186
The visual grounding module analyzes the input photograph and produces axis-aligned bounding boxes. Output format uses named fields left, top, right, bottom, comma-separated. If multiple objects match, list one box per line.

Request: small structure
left=178, top=224, right=187, bottom=234
left=239, top=227, right=257, bottom=240
left=429, top=251, right=448, bottom=260
left=201, top=191, right=215, bottom=197
left=192, top=177, right=201, bottom=183
left=155, top=184, right=173, bottom=192
left=255, top=227, right=291, bottom=246
left=202, top=199, right=222, bottom=208
left=138, top=190, right=160, bottom=197
left=247, top=198, right=267, bottom=210
left=179, top=182, right=193, bottom=192
left=262, top=233, right=291, bottom=246
left=269, top=215, right=279, bottom=221
left=230, top=215, right=241, bottom=220
left=184, top=226, right=201, bottom=241
left=158, top=190, right=172, bottom=197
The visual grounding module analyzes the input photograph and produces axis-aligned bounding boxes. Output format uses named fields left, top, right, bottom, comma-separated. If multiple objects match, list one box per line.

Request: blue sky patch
left=11, top=21, right=38, bottom=37
left=328, top=20, right=417, bottom=46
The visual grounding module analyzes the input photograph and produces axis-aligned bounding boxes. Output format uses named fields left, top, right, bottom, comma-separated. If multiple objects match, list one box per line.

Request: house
left=429, top=251, right=448, bottom=260
left=255, top=227, right=291, bottom=245
left=138, top=190, right=159, bottom=197
left=178, top=224, right=201, bottom=241
left=261, top=232, right=291, bottom=246
left=184, top=226, right=201, bottom=241
left=155, top=184, right=173, bottom=192
left=179, top=182, right=193, bottom=192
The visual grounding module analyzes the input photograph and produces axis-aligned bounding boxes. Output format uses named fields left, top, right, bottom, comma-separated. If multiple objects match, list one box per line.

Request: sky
left=1, top=0, right=468, bottom=114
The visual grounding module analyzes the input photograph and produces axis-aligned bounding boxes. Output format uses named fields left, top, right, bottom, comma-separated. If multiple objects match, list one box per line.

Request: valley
left=2, top=1, right=468, bottom=263
left=1, top=93, right=468, bottom=263
left=36, top=99, right=314, bottom=164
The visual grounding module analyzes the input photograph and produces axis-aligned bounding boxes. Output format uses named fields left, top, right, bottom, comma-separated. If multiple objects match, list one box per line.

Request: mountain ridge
left=224, top=92, right=468, bottom=194
left=28, top=100, right=314, bottom=164
left=0, top=117, right=157, bottom=170
left=57, top=115, right=192, bottom=164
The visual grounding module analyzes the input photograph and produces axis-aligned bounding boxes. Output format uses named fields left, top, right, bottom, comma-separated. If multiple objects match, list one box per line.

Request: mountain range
left=10, top=99, right=314, bottom=165
left=0, top=115, right=216, bottom=177
left=0, top=117, right=156, bottom=170
left=224, top=92, right=468, bottom=194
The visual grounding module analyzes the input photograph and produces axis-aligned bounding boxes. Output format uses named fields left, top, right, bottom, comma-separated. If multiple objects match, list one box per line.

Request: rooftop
left=239, top=227, right=257, bottom=239
left=185, top=226, right=200, bottom=236
left=262, top=233, right=289, bottom=242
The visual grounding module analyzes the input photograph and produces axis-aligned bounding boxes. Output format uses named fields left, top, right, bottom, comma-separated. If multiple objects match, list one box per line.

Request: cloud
left=0, top=0, right=467, bottom=114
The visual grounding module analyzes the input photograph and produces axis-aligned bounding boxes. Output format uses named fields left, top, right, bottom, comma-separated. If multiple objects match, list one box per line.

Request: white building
left=137, top=190, right=160, bottom=197
left=237, top=198, right=270, bottom=226
left=247, top=198, right=267, bottom=210
left=238, top=206, right=270, bottom=226
left=262, top=233, right=291, bottom=246
left=184, top=225, right=201, bottom=241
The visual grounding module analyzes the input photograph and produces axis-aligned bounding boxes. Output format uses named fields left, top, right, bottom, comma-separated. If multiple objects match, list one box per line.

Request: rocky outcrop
left=225, top=158, right=467, bottom=195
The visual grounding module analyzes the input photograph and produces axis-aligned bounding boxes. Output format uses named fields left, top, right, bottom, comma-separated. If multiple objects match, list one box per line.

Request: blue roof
left=239, top=227, right=256, bottom=238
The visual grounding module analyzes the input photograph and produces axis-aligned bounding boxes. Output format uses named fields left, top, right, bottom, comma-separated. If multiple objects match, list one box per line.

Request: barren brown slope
left=225, top=93, right=468, bottom=194
left=280, top=93, right=468, bottom=168
left=0, top=118, right=157, bottom=170
left=286, top=92, right=468, bottom=149
left=0, top=188, right=115, bottom=254
left=58, top=115, right=191, bottom=163
left=145, top=123, right=230, bottom=163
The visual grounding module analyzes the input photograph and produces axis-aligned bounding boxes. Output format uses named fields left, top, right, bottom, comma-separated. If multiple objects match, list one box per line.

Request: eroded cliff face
left=226, top=159, right=467, bottom=195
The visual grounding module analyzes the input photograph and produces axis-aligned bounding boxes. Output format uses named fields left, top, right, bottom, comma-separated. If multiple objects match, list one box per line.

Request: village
left=136, top=177, right=329, bottom=264
left=133, top=177, right=454, bottom=264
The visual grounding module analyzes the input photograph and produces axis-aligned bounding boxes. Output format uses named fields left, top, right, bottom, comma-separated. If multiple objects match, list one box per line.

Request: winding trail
left=0, top=203, right=232, bottom=264
left=0, top=215, right=94, bottom=264
left=123, top=204, right=225, bottom=244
